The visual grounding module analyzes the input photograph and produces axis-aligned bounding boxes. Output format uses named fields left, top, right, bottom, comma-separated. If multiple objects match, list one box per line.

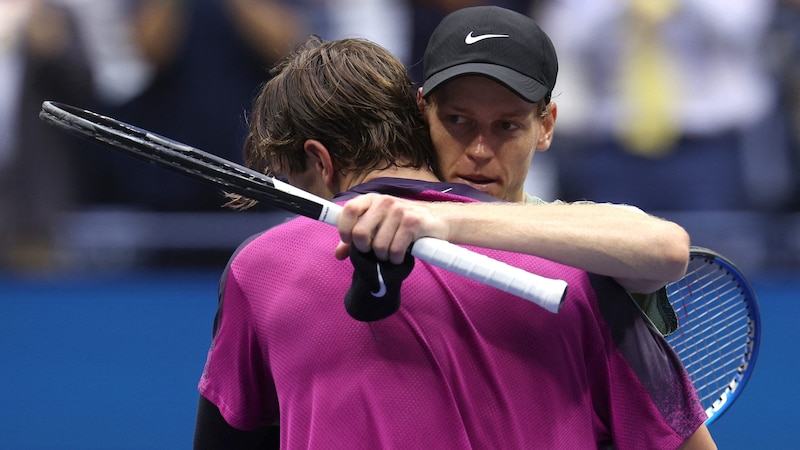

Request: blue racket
left=665, top=246, right=762, bottom=425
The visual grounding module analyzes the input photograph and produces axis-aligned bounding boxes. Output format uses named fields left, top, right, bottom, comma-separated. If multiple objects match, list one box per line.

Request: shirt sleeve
left=589, top=274, right=707, bottom=449
left=198, top=262, right=277, bottom=430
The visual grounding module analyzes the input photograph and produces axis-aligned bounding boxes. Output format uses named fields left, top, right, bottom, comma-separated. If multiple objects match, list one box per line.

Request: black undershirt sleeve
left=193, top=396, right=278, bottom=450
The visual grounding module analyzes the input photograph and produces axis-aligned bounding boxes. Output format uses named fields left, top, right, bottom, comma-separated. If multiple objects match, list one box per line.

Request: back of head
left=422, top=6, right=558, bottom=104
left=245, top=37, right=435, bottom=180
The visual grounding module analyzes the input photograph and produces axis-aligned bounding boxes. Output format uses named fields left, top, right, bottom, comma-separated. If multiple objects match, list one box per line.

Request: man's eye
left=499, top=121, right=519, bottom=131
left=448, top=115, right=466, bottom=124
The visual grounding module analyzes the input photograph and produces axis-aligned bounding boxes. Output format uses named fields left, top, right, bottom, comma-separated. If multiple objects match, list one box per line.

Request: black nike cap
left=422, top=6, right=558, bottom=103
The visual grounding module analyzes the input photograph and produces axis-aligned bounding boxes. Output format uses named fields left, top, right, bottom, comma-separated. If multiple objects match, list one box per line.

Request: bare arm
left=131, top=0, right=187, bottom=68
left=223, top=0, right=309, bottom=63
left=132, top=0, right=307, bottom=69
left=678, top=424, right=717, bottom=450
left=335, top=194, right=690, bottom=294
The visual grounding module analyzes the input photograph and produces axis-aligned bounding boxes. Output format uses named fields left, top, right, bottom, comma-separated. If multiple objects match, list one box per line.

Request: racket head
left=39, top=100, right=326, bottom=219
left=665, top=246, right=762, bottom=425
left=40, top=101, right=569, bottom=314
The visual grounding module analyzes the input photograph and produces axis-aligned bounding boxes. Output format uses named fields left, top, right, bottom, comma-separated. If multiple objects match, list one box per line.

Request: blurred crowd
left=1, top=0, right=799, bottom=271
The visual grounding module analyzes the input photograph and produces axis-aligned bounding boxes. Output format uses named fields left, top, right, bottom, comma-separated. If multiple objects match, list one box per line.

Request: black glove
left=344, top=246, right=415, bottom=322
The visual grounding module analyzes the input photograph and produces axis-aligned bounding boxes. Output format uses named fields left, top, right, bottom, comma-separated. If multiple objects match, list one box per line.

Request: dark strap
left=344, top=247, right=415, bottom=322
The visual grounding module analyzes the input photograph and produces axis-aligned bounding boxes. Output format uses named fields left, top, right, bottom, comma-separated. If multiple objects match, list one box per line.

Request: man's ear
left=416, top=88, right=428, bottom=114
left=536, top=102, right=558, bottom=152
left=303, top=139, right=337, bottom=186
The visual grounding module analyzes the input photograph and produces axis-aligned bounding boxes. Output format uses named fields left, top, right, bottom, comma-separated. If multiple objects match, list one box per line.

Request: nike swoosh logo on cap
left=465, top=31, right=509, bottom=44
left=371, top=263, right=387, bottom=297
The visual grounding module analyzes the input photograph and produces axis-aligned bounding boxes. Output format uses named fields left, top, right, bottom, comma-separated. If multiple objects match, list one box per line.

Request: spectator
left=0, top=0, right=95, bottom=270
left=536, top=0, right=783, bottom=211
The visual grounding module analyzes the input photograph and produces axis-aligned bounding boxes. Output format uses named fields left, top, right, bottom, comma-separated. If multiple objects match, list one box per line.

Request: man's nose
left=464, top=134, right=493, bottom=162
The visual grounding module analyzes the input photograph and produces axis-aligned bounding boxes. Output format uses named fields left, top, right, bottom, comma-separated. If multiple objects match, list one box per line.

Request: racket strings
left=678, top=322, right=749, bottom=373
left=666, top=258, right=755, bottom=410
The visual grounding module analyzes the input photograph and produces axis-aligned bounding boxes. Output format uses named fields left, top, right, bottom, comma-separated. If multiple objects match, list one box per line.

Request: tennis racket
left=665, top=246, right=761, bottom=425
left=39, top=100, right=567, bottom=313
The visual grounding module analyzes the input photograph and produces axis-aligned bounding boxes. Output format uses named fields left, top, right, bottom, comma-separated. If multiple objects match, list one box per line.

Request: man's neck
left=342, top=166, right=440, bottom=191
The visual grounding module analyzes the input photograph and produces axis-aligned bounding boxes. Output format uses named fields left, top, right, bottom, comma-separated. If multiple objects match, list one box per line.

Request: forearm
left=434, top=201, right=690, bottom=293
left=677, top=424, right=717, bottom=450
left=337, top=195, right=690, bottom=293
left=224, top=0, right=308, bottom=63
left=132, top=0, right=186, bottom=68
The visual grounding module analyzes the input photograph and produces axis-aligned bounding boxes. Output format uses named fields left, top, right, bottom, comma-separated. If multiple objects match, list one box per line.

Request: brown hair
left=231, top=36, right=435, bottom=208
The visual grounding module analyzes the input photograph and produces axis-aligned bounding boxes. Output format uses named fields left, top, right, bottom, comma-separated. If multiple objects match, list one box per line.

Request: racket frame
left=666, top=246, right=762, bottom=425
left=40, top=100, right=568, bottom=313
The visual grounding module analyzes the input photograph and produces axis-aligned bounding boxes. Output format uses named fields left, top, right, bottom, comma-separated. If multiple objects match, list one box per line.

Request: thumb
left=334, top=241, right=350, bottom=260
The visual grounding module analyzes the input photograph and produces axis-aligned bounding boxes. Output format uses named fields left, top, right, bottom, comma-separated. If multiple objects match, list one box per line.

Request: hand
left=335, top=194, right=451, bottom=264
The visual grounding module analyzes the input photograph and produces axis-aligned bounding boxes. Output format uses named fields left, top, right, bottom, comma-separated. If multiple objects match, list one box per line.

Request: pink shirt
left=199, top=179, right=705, bottom=449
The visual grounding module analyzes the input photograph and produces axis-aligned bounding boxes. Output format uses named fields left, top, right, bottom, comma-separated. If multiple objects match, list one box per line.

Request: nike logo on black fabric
left=465, top=31, right=509, bottom=44
left=371, top=263, right=387, bottom=297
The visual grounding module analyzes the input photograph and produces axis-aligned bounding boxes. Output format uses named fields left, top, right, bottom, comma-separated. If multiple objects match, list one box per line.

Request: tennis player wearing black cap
left=366, top=6, right=686, bottom=316
left=420, top=2, right=682, bottom=328
left=336, top=5, right=714, bottom=449
left=408, top=6, right=716, bottom=449
left=419, top=5, right=559, bottom=204
left=340, top=6, right=696, bottom=335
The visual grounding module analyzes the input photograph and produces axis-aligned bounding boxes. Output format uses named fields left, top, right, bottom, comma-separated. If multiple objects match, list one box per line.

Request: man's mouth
left=458, top=175, right=496, bottom=191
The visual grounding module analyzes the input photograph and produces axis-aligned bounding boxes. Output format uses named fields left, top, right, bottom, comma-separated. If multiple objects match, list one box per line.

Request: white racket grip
left=271, top=179, right=566, bottom=312
left=411, top=237, right=567, bottom=313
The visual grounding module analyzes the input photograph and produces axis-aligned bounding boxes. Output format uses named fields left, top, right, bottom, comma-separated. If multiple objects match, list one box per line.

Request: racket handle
left=271, top=178, right=567, bottom=312
left=411, top=237, right=567, bottom=313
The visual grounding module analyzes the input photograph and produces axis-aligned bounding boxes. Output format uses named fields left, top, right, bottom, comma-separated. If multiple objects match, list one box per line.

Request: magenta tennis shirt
left=199, top=178, right=705, bottom=449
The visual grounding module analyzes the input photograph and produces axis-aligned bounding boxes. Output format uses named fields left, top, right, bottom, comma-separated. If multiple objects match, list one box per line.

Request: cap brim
left=422, top=63, right=549, bottom=103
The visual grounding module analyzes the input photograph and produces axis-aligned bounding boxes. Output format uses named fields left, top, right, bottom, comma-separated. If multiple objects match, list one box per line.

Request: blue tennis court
left=1, top=268, right=797, bottom=449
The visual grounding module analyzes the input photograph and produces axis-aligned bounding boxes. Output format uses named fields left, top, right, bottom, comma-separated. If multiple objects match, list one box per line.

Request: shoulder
left=525, top=193, right=645, bottom=214
left=346, top=178, right=501, bottom=203
left=221, top=216, right=339, bottom=290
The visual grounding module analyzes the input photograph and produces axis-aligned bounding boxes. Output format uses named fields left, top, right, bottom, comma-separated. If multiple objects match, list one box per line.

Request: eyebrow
left=439, top=102, right=534, bottom=119
left=499, top=107, right=536, bottom=119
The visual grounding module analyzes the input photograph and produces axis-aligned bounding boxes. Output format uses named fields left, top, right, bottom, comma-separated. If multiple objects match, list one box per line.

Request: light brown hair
left=231, top=36, right=436, bottom=208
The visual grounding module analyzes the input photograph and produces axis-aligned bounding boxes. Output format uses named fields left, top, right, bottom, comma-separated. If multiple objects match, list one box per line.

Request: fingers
left=337, top=194, right=421, bottom=264
left=337, top=193, right=381, bottom=249
left=371, top=205, right=413, bottom=264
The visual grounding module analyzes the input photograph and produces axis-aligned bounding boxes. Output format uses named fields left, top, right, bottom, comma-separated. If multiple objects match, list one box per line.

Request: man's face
left=422, top=76, right=554, bottom=203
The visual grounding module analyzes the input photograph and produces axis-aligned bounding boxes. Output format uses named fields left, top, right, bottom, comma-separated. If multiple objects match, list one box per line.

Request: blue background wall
left=2, top=270, right=797, bottom=449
